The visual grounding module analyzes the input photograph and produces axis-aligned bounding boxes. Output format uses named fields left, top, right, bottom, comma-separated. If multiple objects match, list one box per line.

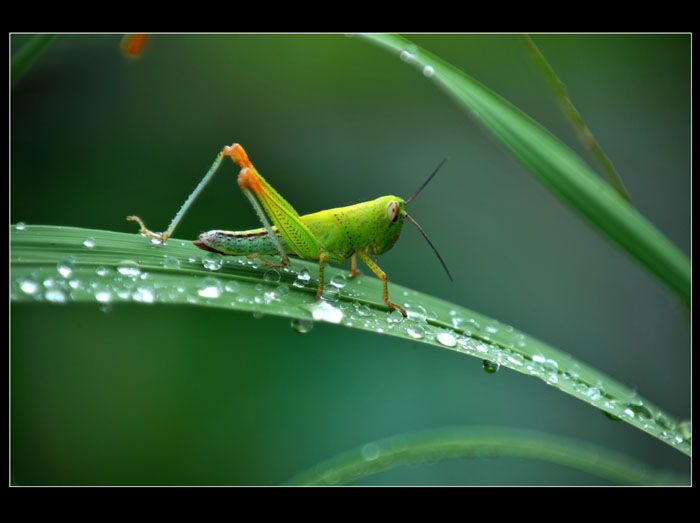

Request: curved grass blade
left=358, top=34, right=690, bottom=307
left=285, top=426, right=689, bottom=486
left=10, top=224, right=691, bottom=456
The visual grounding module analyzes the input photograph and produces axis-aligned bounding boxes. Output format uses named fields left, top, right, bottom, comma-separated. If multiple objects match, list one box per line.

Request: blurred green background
left=10, top=33, right=690, bottom=485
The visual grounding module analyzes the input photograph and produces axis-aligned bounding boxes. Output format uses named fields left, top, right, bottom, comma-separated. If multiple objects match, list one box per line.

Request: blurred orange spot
left=122, top=34, right=150, bottom=59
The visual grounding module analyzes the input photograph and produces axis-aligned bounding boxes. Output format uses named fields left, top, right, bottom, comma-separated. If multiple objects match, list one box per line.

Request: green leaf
left=11, top=224, right=692, bottom=456
left=358, top=34, right=690, bottom=307
left=286, top=426, right=689, bottom=486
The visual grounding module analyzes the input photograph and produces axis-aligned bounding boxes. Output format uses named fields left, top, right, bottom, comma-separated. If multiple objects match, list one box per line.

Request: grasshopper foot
left=127, top=216, right=170, bottom=243
left=387, top=300, right=408, bottom=318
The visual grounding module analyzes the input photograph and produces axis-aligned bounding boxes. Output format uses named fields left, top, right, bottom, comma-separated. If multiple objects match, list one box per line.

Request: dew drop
left=117, top=261, right=141, bottom=278
left=543, top=358, right=559, bottom=373
left=400, top=50, right=416, bottom=63
left=163, top=256, right=181, bottom=270
left=422, top=65, right=434, bottom=77
left=293, top=267, right=311, bottom=288
left=291, top=318, right=314, bottom=334
left=626, top=403, right=653, bottom=420
left=83, top=237, right=96, bottom=248
left=482, top=360, right=500, bottom=374
left=15, top=222, right=26, bottom=230
left=45, top=288, right=67, bottom=303
left=94, top=287, right=112, bottom=304
left=361, top=443, right=381, bottom=461
left=224, top=281, right=241, bottom=293
left=96, top=266, right=108, bottom=277
left=506, top=352, right=525, bottom=366
left=321, top=286, right=340, bottom=302
left=202, top=252, right=224, bottom=271
left=310, top=301, right=343, bottom=324
left=132, top=286, right=156, bottom=303
left=264, top=269, right=281, bottom=283
left=18, top=277, right=39, bottom=295
left=406, top=322, right=425, bottom=339
left=602, top=410, right=622, bottom=422
left=56, top=258, right=75, bottom=278
left=532, top=353, right=546, bottom=364
left=437, top=331, right=457, bottom=347
left=404, top=303, right=428, bottom=320
left=197, top=277, right=222, bottom=298
left=465, top=318, right=481, bottom=331
left=387, top=309, right=404, bottom=324
left=330, top=274, right=347, bottom=289
left=584, top=384, right=603, bottom=401
left=355, top=304, right=372, bottom=317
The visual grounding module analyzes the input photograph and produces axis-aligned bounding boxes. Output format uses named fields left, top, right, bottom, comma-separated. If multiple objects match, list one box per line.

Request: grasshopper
left=127, top=144, right=451, bottom=317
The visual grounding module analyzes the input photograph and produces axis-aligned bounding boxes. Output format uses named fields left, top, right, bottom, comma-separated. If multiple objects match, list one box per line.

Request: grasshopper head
left=372, top=158, right=454, bottom=282
left=371, top=196, right=407, bottom=255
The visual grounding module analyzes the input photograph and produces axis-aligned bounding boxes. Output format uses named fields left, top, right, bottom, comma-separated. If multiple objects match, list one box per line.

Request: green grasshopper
left=127, top=143, right=451, bottom=317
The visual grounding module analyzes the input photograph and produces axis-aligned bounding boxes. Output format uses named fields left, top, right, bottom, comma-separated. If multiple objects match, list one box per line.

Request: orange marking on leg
left=237, top=167, right=264, bottom=195
left=223, top=143, right=252, bottom=170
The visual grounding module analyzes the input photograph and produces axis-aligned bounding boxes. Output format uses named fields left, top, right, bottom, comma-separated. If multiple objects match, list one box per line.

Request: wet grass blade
left=10, top=225, right=692, bottom=456
left=285, top=426, right=689, bottom=486
left=358, top=34, right=690, bottom=307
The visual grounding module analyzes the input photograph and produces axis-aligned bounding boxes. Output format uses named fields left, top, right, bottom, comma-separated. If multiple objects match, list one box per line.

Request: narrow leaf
left=11, top=225, right=692, bottom=456
left=286, top=426, right=689, bottom=486
left=358, top=34, right=690, bottom=307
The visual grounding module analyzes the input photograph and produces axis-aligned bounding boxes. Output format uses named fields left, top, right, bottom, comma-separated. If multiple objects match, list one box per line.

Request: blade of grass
left=357, top=34, right=690, bottom=307
left=10, top=225, right=692, bottom=456
left=285, top=426, right=689, bottom=486
left=519, top=34, right=632, bottom=202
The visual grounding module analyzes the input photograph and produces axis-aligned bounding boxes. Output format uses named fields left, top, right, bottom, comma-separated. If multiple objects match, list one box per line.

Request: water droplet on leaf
left=483, top=360, right=500, bottom=374
left=437, top=331, right=457, bottom=347
left=163, top=256, right=180, bottom=269
left=56, top=258, right=75, bottom=278
left=202, top=252, right=224, bottom=271
left=291, top=318, right=314, bottom=334
left=117, top=261, right=141, bottom=278
left=197, top=277, right=222, bottom=298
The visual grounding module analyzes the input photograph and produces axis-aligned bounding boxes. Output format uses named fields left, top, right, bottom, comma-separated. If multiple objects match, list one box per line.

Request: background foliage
left=10, top=34, right=690, bottom=485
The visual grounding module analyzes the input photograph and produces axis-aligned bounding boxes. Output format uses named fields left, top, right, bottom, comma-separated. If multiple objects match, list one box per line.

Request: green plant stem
left=286, top=426, right=689, bottom=486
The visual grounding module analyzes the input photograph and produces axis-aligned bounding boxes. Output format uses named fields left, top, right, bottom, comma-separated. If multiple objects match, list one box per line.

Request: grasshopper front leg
left=355, top=248, right=407, bottom=317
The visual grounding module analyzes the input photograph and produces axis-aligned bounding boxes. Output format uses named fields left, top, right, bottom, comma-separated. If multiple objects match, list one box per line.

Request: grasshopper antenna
left=405, top=213, right=454, bottom=282
left=404, top=157, right=453, bottom=281
left=405, top=157, right=449, bottom=205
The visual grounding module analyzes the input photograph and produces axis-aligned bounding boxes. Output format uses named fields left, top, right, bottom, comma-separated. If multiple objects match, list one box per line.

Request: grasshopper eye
left=386, top=201, right=400, bottom=223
